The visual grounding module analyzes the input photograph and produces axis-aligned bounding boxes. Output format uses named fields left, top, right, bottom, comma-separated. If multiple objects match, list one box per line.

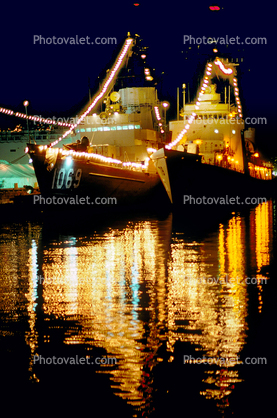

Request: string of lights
left=1, top=37, right=134, bottom=138
left=0, top=106, right=74, bottom=127
left=50, top=37, right=134, bottom=147
left=154, top=105, right=165, bottom=134
left=33, top=145, right=148, bottom=170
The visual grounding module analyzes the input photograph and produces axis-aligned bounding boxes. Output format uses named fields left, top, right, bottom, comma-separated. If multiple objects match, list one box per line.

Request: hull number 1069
left=52, top=167, right=82, bottom=189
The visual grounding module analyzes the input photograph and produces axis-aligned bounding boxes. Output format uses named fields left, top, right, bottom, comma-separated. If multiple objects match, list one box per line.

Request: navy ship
left=150, top=58, right=276, bottom=207
left=27, top=34, right=170, bottom=208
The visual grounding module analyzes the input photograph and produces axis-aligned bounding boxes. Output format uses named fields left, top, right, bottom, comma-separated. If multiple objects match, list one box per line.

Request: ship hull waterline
left=151, top=148, right=277, bottom=212
left=28, top=144, right=170, bottom=211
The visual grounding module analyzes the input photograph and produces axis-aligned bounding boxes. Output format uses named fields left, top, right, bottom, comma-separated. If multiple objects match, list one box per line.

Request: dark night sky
left=1, top=1, right=276, bottom=153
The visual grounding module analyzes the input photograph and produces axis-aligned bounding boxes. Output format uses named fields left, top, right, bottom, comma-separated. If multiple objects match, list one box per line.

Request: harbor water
left=0, top=201, right=276, bottom=416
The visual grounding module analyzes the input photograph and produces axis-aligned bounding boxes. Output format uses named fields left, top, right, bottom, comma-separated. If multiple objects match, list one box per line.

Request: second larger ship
left=150, top=58, right=276, bottom=207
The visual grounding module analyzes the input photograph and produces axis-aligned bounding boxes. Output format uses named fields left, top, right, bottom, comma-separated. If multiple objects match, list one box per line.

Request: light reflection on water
left=0, top=200, right=275, bottom=415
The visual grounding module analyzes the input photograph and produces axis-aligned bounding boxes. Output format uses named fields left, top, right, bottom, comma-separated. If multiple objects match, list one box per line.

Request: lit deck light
left=65, top=156, right=73, bottom=166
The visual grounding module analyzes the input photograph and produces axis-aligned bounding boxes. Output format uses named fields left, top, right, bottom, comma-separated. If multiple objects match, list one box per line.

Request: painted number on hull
left=52, top=168, right=82, bottom=189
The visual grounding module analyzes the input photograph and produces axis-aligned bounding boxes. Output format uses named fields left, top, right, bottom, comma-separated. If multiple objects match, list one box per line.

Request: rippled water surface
left=0, top=201, right=276, bottom=416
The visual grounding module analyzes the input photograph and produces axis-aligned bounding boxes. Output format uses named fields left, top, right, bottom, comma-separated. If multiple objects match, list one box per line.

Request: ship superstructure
left=73, top=85, right=167, bottom=164
left=26, top=35, right=170, bottom=208
left=170, top=83, right=245, bottom=173
left=150, top=58, right=275, bottom=205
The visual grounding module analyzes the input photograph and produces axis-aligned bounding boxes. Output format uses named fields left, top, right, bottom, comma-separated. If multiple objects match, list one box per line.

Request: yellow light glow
left=14, top=200, right=271, bottom=405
